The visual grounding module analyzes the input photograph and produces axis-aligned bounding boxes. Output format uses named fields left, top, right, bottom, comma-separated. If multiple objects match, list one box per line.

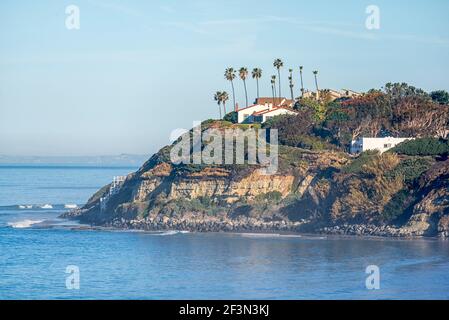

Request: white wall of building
left=351, top=137, right=413, bottom=154
left=237, top=104, right=271, bottom=123
left=259, top=108, right=297, bottom=123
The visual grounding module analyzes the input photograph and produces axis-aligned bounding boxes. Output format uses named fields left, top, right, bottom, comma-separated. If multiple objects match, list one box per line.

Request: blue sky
left=1, top=0, right=448, bottom=156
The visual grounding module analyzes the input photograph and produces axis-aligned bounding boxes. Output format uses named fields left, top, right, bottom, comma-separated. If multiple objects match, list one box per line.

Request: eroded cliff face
left=133, top=164, right=294, bottom=203
left=64, top=131, right=449, bottom=237
left=64, top=144, right=349, bottom=231
left=301, top=157, right=449, bottom=237
left=400, top=160, right=449, bottom=237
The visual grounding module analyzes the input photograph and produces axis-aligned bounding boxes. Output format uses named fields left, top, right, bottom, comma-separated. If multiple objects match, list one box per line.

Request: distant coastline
left=0, top=154, right=150, bottom=166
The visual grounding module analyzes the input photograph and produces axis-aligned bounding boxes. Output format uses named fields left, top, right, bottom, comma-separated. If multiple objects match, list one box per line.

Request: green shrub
left=167, top=198, right=221, bottom=215
left=385, top=157, right=433, bottom=184
left=390, top=138, right=449, bottom=156
left=262, top=114, right=294, bottom=129
left=430, top=90, right=449, bottom=105
left=280, top=134, right=332, bottom=151
left=341, top=150, right=379, bottom=174
left=381, top=189, right=411, bottom=221
left=223, top=111, right=238, bottom=123
left=255, top=191, right=283, bottom=203
left=236, top=123, right=261, bottom=130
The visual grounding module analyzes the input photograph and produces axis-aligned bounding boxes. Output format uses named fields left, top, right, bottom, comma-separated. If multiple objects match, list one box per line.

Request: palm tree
left=313, top=70, right=319, bottom=99
left=214, top=91, right=223, bottom=119
left=220, top=91, right=229, bottom=116
left=224, top=68, right=236, bottom=110
left=251, top=68, right=262, bottom=100
left=299, top=66, right=304, bottom=97
left=239, top=67, right=249, bottom=107
left=288, top=69, right=294, bottom=101
left=273, top=58, right=283, bottom=99
left=271, top=75, right=276, bottom=106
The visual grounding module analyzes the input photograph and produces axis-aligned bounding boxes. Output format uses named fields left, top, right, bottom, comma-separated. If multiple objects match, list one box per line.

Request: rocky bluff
left=63, top=121, right=449, bottom=238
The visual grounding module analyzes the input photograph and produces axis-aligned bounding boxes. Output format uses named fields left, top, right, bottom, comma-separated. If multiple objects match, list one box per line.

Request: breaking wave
left=152, top=230, right=190, bottom=236
left=18, top=205, right=33, bottom=209
left=7, top=219, right=44, bottom=229
left=0, top=204, right=82, bottom=211
left=238, top=233, right=303, bottom=238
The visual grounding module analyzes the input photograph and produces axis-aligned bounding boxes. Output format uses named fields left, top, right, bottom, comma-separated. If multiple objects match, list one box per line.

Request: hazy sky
left=1, top=0, right=448, bottom=156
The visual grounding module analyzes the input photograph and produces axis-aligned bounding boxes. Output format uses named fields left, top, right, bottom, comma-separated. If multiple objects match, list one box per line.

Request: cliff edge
left=63, top=120, right=449, bottom=238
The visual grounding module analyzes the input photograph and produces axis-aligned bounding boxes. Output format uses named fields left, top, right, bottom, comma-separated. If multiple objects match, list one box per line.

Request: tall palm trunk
left=290, top=85, right=294, bottom=101
left=222, top=102, right=226, bottom=117
left=256, top=78, right=260, bottom=100
left=230, top=81, right=235, bottom=112
left=243, top=79, right=248, bottom=107
left=300, top=69, right=304, bottom=97
left=218, top=103, right=222, bottom=119
left=277, top=69, right=281, bottom=99
left=314, top=74, right=319, bottom=99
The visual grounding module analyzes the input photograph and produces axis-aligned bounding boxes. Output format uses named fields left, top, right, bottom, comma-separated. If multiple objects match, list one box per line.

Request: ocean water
left=0, top=164, right=449, bottom=300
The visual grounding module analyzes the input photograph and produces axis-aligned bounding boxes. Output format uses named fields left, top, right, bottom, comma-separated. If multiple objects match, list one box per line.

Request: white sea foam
left=240, top=233, right=281, bottom=238
left=18, top=205, right=33, bottom=209
left=40, top=204, right=53, bottom=209
left=238, top=233, right=303, bottom=238
left=153, top=230, right=190, bottom=236
left=64, top=204, right=78, bottom=209
left=8, top=219, right=44, bottom=229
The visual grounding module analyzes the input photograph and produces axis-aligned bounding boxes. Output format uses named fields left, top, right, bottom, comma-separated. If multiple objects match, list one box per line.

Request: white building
left=236, top=97, right=296, bottom=124
left=350, top=137, right=413, bottom=154
left=302, top=89, right=361, bottom=101
left=237, top=104, right=271, bottom=123
left=341, top=89, right=361, bottom=98
left=251, top=107, right=298, bottom=123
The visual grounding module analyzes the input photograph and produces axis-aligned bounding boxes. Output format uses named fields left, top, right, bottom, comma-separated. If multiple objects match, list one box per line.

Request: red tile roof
left=236, top=104, right=259, bottom=112
left=252, top=106, right=297, bottom=116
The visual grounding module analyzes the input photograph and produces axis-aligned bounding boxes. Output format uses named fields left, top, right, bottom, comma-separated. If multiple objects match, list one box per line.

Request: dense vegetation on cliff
left=264, top=83, right=449, bottom=152
left=66, top=83, right=449, bottom=237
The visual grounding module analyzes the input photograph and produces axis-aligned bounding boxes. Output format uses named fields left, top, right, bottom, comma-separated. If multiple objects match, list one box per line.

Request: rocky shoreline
left=63, top=210, right=307, bottom=233
left=61, top=123, right=449, bottom=240
left=317, top=224, right=405, bottom=238
left=62, top=209, right=448, bottom=238
left=314, top=222, right=448, bottom=238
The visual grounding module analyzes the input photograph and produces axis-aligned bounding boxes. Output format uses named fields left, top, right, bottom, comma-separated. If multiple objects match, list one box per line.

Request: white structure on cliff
left=236, top=97, right=296, bottom=124
left=251, top=107, right=297, bottom=123
left=303, top=88, right=361, bottom=100
left=100, top=176, right=126, bottom=212
left=350, top=137, right=413, bottom=154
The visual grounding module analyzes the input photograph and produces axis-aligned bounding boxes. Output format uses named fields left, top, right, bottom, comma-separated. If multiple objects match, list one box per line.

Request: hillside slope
left=63, top=120, right=449, bottom=237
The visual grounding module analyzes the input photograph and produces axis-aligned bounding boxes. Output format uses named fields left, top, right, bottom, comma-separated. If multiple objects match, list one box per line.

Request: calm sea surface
left=0, top=164, right=448, bottom=299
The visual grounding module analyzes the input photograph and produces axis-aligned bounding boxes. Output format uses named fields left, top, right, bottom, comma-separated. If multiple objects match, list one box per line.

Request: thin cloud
left=87, top=0, right=144, bottom=17
left=162, top=21, right=209, bottom=35
left=199, top=14, right=449, bottom=45
left=383, top=33, right=449, bottom=46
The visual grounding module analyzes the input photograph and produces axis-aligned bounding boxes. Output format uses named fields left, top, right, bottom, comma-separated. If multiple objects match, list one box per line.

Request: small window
left=384, top=143, right=392, bottom=148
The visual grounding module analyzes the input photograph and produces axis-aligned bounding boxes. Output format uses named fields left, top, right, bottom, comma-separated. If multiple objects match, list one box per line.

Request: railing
left=100, top=176, right=126, bottom=212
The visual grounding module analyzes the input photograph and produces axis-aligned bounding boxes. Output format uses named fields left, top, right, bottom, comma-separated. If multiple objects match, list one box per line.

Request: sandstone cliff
left=63, top=121, right=449, bottom=238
